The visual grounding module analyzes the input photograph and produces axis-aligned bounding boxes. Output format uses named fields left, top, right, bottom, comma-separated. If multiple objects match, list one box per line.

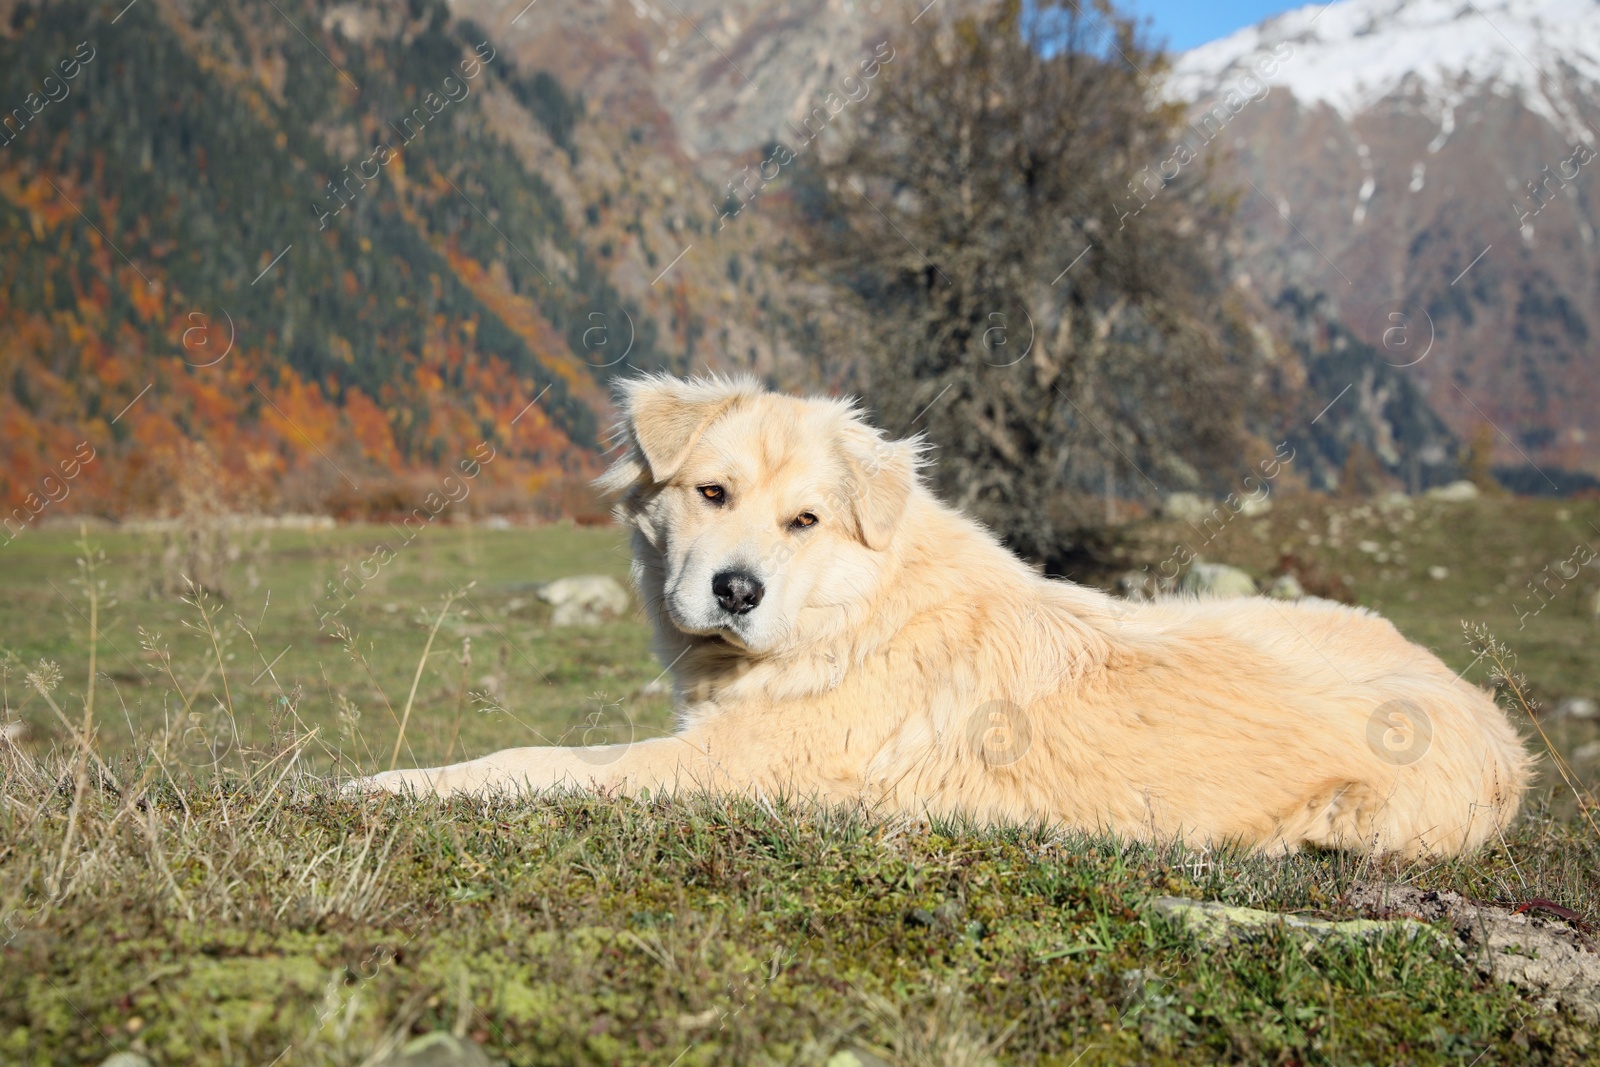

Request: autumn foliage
left=0, top=0, right=658, bottom=524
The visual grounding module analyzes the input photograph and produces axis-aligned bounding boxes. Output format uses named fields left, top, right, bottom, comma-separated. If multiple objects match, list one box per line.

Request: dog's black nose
left=712, top=570, right=764, bottom=615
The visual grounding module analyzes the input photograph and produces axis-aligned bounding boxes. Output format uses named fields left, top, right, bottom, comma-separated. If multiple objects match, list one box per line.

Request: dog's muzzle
left=712, top=569, right=764, bottom=615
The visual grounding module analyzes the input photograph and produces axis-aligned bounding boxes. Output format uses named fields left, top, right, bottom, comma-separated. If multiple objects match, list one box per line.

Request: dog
left=358, top=375, right=1530, bottom=856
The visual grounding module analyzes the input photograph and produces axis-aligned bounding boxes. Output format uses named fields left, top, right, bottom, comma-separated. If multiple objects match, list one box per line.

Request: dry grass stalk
left=1470, top=623, right=1600, bottom=841
left=390, top=586, right=469, bottom=772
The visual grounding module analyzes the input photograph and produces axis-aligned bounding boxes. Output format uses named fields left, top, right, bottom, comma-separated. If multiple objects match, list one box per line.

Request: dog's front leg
left=349, top=735, right=732, bottom=799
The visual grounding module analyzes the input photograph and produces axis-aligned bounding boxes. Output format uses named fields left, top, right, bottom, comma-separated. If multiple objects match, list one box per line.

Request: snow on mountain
left=1168, top=0, right=1600, bottom=146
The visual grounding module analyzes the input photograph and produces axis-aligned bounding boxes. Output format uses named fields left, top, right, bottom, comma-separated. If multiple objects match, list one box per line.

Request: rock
left=98, top=1055, right=153, bottom=1067
left=373, top=1033, right=493, bottom=1067
left=1424, top=480, right=1480, bottom=502
left=1239, top=494, right=1272, bottom=517
left=1427, top=565, right=1449, bottom=580
left=1114, top=570, right=1159, bottom=601
left=1162, top=491, right=1211, bottom=523
left=537, top=575, right=630, bottom=626
left=1573, top=740, right=1600, bottom=763
left=1552, top=696, right=1598, bottom=720
left=677, top=1006, right=721, bottom=1029
left=933, top=898, right=966, bottom=928
left=1150, top=896, right=1440, bottom=948
left=1264, top=574, right=1305, bottom=600
left=1350, top=882, right=1600, bottom=1024
left=905, top=899, right=967, bottom=932
left=1178, top=562, right=1257, bottom=599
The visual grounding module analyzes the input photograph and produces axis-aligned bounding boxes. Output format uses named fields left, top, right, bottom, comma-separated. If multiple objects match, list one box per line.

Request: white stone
left=1265, top=574, right=1305, bottom=600
left=1179, top=562, right=1257, bottom=598
left=1114, top=570, right=1160, bottom=601
left=1163, top=492, right=1211, bottom=522
left=1424, top=480, right=1480, bottom=502
left=1239, top=494, right=1272, bottom=517
left=1553, top=696, right=1598, bottom=720
left=538, top=575, right=631, bottom=626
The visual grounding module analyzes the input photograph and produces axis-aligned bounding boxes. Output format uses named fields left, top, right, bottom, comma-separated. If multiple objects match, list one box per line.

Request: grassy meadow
left=0, top=494, right=1597, bottom=1066
left=0, top=519, right=677, bottom=778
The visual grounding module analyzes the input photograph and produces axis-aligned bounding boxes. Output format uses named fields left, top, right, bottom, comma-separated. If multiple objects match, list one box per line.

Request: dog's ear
left=839, top=422, right=917, bottom=551
left=600, top=376, right=756, bottom=491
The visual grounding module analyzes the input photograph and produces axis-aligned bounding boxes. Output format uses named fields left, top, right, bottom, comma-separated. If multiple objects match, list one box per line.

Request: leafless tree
left=796, top=0, right=1254, bottom=572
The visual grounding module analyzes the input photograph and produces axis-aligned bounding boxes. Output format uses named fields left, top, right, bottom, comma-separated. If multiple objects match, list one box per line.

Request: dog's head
left=597, top=375, right=920, bottom=655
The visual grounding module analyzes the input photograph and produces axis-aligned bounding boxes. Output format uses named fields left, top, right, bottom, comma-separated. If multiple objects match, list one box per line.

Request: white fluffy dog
left=359, top=376, right=1530, bottom=856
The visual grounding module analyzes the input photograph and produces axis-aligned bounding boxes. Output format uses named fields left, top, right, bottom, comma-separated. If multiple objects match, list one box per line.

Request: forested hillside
left=0, top=0, right=674, bottom=518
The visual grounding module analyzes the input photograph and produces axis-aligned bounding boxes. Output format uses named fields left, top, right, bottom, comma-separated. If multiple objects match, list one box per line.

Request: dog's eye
left=790, top=512, right=818, bottom=530
left=698, top=484, right=726, bottom=505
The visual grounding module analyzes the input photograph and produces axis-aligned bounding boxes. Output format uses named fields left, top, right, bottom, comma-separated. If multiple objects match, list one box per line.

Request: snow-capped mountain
left=1172, top=0, right=1600, bottom=144
left=1167, top=0, right=1600, bottom=485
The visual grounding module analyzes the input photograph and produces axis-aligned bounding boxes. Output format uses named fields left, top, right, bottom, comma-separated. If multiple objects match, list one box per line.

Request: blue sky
left=1122, top=0, right=1306, bottom=52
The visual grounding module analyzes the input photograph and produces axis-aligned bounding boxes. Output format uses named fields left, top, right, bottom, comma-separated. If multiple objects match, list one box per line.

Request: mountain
left=1167, top=0, right=1600, bottom=487
left=0, top=0, right=888, bottom=522
left=0, top=0, right=631, bottom=520
left=449, top=0, right=898, bottom=159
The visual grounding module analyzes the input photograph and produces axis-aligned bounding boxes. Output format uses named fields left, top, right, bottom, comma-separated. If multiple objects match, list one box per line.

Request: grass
left=0, top=495, right=1597, bottom=1066
left=0, top=518, right=676, bottom=775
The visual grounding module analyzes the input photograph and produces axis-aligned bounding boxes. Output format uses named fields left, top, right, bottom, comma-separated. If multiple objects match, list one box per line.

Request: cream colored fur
left=359, top=376, right=1530, bottom=857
